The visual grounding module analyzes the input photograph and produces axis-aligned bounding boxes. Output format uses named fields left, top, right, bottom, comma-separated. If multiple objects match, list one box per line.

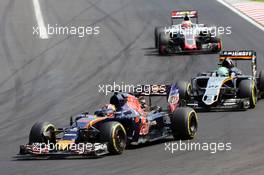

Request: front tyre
left=154, top=27, right=163, bottom=48
left=210, top=37, right=222, bottom=53
left=158, top=32, right=170, bottom=55
left=29, top=122, right=56, bottom=144
left=239, top=80, right=257, bottom=108
left=258, top=70, right=264, bottom=91
left=170, top=107, right=198, bottom=140
left=99, top=121, right=127, bottom=154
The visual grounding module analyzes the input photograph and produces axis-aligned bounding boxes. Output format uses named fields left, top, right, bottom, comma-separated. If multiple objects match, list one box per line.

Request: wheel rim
left=189, top=113, right=198, bottom=136
left=251, top=86, right=257, bottom=106
left=43, top=126, right=55, bottom=143
left=187, top=83, right=192, bottom=98
left=114, top=127, right=126, bottom=151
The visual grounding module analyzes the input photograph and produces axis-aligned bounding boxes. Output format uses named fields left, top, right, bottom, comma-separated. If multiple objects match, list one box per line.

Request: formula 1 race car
left=177, top=50, right=264, bottom=111
left=154, top=10, right=222, bottom=55
left=17, top=85, right=198, bottom=159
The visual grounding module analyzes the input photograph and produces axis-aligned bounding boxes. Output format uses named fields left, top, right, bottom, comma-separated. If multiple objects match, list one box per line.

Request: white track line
left=32, top=0, right=48, bottom=39
left=217, top=0, right=264, bottom=32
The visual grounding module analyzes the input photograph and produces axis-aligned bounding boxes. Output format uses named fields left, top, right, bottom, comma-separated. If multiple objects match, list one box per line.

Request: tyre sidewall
left=171, top=107, right=198, bottom=140
left=29, top=122, right=56, bottom=144
left=99, top=121, right=127, bottom=154
left=239, top=79, right=257, bottom=108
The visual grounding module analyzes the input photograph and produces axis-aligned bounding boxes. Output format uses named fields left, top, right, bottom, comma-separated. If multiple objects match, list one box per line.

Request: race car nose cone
left=56, top=140, right=74, bottom=151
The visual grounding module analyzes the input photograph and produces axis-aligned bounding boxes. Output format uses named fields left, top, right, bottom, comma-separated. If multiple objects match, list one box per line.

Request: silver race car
left=177, top=50, right=264, bottom=111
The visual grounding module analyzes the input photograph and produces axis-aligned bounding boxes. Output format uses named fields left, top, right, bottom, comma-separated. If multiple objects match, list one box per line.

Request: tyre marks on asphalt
left=85, top=0, right=131, bottom=81
left=0, top=0, right=25, bottom=119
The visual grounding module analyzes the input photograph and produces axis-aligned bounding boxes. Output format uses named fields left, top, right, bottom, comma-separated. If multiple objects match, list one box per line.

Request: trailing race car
left=17, top=85, right=198, bottom=159
left=154, top=10, right=222, bottom=55
left=177, top=50, right=264, bottom=111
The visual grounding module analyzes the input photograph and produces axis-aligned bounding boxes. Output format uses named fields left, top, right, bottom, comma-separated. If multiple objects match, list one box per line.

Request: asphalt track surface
left=0, top=0, right=264, bottom=174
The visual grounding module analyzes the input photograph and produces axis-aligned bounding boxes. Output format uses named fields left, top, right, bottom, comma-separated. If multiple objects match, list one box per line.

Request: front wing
left=163, top=43, right=219, bottom=55
left=15, top=143, right=108, bottom=160
left=185, top=98, right=250, bottom=111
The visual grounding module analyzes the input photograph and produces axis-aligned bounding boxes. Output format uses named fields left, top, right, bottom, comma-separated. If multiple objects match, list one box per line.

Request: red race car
left=154, top=10, right=222, bottom=55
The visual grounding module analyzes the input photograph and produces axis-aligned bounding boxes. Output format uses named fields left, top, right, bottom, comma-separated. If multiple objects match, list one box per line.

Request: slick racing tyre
left=239, top=80, right=257, bottom=108
left=29, top=122, right=56, bottom=144
left=154, top=26, right=163, bottom=48
left=176, top=81, right=191, bottom=100
left=210, top=37, right=222, bottom=53
left=99, top=121, right=127, bottom=154
left=170, top=107, right=198, bottom=140
left=258, top=70, right=264, bottom=91
left=158, top=32, right=170, bottom=55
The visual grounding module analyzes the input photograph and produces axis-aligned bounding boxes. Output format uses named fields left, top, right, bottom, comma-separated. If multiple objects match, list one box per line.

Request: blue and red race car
left=17, top=84, right=198, bottom=159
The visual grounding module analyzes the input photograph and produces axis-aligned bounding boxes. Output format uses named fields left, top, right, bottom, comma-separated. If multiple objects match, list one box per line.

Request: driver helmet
left=222, top=58, right=234, bottom=69
left=217, top=67, right=229, bottom=77
left=95, top=104, right=116, bottom=117
left=102, top=104, right=116, bottom=117
left=138, top=96, right=147, bottom=109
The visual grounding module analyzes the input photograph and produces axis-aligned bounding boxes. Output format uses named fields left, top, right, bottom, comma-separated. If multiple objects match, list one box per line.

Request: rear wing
left=219, top=50, right=257, bottom=77
left=133, top=84, right=180, bottom=112
left=111, top=84, right=180, bottom=113
left=171, top=10, right=198, bottom=25
left=219, top=50, right=256, bottom=60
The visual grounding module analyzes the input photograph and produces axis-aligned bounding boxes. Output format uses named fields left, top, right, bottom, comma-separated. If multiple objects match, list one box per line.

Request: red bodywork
left=184, top=33, right=197, bottom=50
left=126, top=95, right=144, bottom=115
left=126, top=95, right=149, bottom=135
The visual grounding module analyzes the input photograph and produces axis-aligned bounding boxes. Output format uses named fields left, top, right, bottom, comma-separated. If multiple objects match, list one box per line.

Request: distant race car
left=177, top=50, right=264, bottom=111
left=17, top=84, right=198, bottom=159
left=154, top=10, right=222, bottom=55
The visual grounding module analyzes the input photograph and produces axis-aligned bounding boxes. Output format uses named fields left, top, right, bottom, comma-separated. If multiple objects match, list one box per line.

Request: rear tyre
left=99, top=121, right=127, bottom=154
left=176, top=81, right=191, bottom=100
left=239, top=80, right=257, bottom=108
left=170, top=107, right=198, bottom=139
left=29, top=122, right=56, bottom=144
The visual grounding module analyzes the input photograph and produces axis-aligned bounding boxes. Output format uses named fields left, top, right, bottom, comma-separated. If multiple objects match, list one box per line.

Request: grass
left=252, top=0, right=264, bottom=2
